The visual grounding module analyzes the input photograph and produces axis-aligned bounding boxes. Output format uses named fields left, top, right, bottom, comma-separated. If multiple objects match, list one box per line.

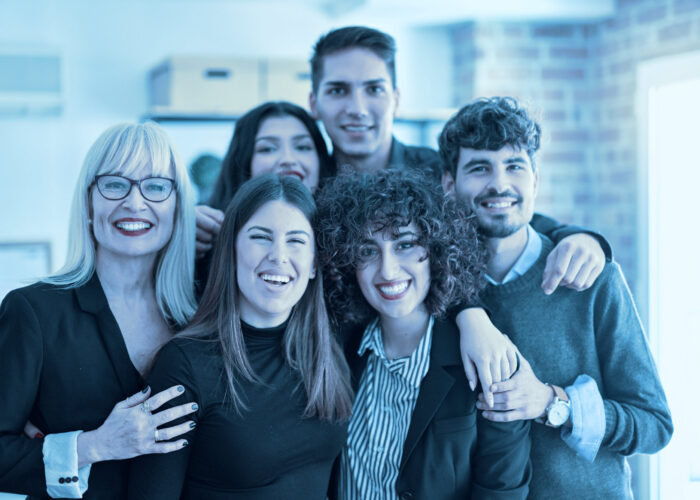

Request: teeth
left=260, top=274, right=291, bottom=285
left=116, top=221, right=151, bottom=231
left=378, top=281, right=409, bottom=296
left=344, top=125, right=370, bottom=132
left=484, top=201, right=514, bottom=208
left=281, top=171, right=304, bottom=180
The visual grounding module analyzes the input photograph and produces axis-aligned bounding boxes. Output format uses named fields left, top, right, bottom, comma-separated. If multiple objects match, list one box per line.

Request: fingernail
left=191, top=403, right=198, bottom=411
left=35, top=432, right=45, bottom=439
left=469, top=381, right=476, bottom=391
left=177, top=385, right=184, bottom=392
left=189, top=422, right=196, bottom=429
left=182, top=440, right=189, bottom=447
left=141, top=386, right=150, bottom=394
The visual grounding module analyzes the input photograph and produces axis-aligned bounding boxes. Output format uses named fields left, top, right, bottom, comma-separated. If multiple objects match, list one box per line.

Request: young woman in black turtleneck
left=128, top=175, right=353, bottom=500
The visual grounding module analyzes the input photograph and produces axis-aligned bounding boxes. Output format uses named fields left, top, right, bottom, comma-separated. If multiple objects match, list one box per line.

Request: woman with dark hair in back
left=195, top=100, right=334, bottom=258
left=129, top=174, right=353, bottom=499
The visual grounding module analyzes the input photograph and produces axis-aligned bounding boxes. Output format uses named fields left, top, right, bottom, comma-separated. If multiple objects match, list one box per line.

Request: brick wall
left=450, top=0, right=700, bottom=295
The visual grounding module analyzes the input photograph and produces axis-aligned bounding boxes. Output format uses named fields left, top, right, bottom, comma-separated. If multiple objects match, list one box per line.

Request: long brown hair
left=208, top=101, right=334, bottom=211
left=182, top=174, right=352, bottom=421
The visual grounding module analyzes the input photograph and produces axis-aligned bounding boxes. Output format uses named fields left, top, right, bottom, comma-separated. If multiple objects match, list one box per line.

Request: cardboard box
left=149, top=56, right=260, bottom=115
left=261, top=59, right=311, bottom=109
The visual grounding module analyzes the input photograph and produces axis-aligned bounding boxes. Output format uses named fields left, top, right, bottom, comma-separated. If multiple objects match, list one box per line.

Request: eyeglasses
left=94, top=175, right=176, bottom=202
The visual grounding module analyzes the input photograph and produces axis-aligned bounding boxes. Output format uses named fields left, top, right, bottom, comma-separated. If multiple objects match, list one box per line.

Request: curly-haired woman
left=316, top=169, right=532, bottom=499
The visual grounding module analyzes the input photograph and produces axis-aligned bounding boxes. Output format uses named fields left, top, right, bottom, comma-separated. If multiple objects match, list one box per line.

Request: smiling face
left=250, top=115, right=321, bottom=191
left=310, top=47, right=398, bottom=165
left=90, top=163, right=176, bottom=264
left=355, top=223, right=430, bottom=324
left=444, top=145, right=538, bottom=240
left=235, top=199, right=316, bottom=327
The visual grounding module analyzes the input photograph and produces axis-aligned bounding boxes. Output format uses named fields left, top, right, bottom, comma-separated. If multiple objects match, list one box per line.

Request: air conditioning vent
left=0, top=49, right=63, bottom=115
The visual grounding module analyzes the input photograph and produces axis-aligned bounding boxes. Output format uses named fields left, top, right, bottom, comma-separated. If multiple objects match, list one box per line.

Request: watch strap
left=535, top=384, right=570, bottom=425
left=549, top=383, right=569, bottom=403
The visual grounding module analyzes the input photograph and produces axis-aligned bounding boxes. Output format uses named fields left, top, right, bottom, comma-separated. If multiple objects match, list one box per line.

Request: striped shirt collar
left=357, top=316, right=435, bottom=389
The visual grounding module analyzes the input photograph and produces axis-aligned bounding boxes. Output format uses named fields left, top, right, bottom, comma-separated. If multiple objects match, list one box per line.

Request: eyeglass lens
left=96, top=175, right=174, bottom=202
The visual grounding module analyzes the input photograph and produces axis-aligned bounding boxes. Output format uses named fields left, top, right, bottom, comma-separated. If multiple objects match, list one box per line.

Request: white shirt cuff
left=43, top=430, right=92, bottom=498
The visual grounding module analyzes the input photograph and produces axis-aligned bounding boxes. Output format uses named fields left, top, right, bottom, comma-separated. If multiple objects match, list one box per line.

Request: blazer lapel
left=400, top=318, right=460, bottom=470
left=343, top=323, right=369, bottom=390
left=75, top=274, right=143, bottom=394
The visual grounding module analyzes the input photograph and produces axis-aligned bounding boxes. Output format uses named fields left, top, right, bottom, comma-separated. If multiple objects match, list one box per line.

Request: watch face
left=548, top=401, right=570, bottom=427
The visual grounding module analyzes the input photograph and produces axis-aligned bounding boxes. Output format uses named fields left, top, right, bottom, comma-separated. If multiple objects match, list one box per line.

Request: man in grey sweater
left=440, top=96, right=673, bottom=499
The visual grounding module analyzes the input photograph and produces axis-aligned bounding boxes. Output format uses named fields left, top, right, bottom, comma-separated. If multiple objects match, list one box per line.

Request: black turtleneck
left=128, top=322, right=347, bottom=500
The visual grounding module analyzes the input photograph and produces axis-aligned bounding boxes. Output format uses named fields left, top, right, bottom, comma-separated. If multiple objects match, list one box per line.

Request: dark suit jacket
left=332, top=318, right=531, bottom=500
left=0, top=275, right=143, bottom=499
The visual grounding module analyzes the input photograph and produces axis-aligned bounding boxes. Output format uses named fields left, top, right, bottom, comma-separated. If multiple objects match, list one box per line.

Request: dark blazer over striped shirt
left=332, top=318, right=532, bottom=500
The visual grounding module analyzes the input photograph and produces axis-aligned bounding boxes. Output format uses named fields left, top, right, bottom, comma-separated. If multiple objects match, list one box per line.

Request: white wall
left=0, top=0, right=453, bottom=276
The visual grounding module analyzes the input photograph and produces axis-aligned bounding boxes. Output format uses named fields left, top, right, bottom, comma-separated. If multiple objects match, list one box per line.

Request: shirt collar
left=487, top=224, right=542, bottom=285
left=358, top=316, right=435, bottom=387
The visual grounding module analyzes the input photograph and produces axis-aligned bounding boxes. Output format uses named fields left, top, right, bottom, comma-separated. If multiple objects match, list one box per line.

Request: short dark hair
left=208, top=101, right=334, bottom=211
left=439, top=97, right=541, bottom=178
left=316, top=168, right=486, bottom=326
left=310, top=26, right=397, bottom=94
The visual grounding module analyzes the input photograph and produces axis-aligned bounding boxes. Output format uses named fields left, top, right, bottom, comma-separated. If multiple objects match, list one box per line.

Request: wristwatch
left=539, top=384, right=571, bottom=428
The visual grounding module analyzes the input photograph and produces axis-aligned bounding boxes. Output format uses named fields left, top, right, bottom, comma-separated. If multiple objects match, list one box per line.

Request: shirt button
left=72, top=476, right=79, bottom=482
left=58, top=477, right=65, bottom=484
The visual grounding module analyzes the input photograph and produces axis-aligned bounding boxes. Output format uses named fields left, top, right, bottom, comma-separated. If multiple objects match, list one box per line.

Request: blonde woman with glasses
left=0, top=123, right=199, bottom=499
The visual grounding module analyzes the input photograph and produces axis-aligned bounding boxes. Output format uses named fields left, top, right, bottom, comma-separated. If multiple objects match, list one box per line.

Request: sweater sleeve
left=127, top=339, right=200, bottom=499
left=530, top=212, right=613, bottom=261
left=593, top=263, right=673, bottom=455
left=0, top=290, right=49, bottom=496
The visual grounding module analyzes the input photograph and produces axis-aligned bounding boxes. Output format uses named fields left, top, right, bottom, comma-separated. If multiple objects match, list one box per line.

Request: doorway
left=637, top=50, right=700, bottom=500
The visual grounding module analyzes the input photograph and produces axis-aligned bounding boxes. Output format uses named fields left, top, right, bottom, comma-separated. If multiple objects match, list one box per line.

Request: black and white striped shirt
left=338, top=316, right=434, bottom=499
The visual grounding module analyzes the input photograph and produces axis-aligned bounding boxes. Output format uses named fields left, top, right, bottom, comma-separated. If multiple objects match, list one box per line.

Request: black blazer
left=0, top=275, right=143, bottom=499
left=332, top=318, right=532, bottom=500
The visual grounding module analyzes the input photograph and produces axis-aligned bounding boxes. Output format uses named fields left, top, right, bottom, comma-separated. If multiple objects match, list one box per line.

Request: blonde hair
left=45, top=122, right=197, bottom=326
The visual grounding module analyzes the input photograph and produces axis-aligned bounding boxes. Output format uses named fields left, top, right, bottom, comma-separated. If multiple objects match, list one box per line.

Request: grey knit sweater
left=481, top=235, right=672, bottom=500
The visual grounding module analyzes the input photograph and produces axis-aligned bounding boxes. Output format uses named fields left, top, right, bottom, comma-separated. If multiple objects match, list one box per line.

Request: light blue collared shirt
left=486, top=224, right=542, bottom=285
left=43, top=430, right=92, bottom=498
left=489, top=224, right=605, bottom=462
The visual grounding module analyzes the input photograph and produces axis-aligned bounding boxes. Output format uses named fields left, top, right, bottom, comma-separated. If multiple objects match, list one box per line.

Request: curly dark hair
left=439, top=96, right=541, bottom=179
left=316, top=168, right=487, bottom=326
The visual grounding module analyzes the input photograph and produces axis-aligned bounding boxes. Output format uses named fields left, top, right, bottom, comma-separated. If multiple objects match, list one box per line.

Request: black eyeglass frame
left=93, top=174, right=177, bottom=203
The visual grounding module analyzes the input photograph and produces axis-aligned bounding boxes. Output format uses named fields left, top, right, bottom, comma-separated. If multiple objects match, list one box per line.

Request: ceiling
left=231, top=0, right=616, bottom=25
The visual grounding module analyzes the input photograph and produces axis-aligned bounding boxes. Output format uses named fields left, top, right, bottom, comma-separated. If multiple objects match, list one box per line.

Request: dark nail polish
left=191, top=403, right=198, bottom=411
left=177, top=385, right=184, bottom=392
left=182, top=440, right=189, bottom=447
left=35, top=432, right=45, bottom=439
left=189, top=422, right=196, bottom=429
left=141, top=386, right=150, bottom=394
